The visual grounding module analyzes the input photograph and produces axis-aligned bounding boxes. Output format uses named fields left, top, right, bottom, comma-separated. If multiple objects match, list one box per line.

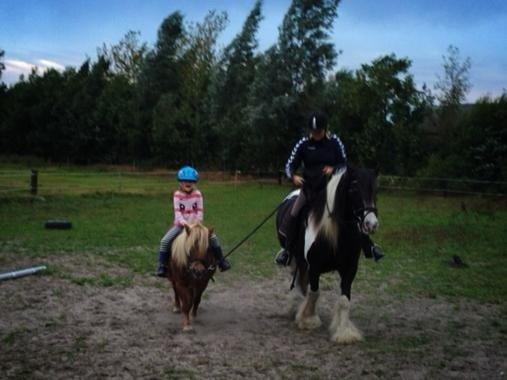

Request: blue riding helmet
left=177, top=166, right=199, bottom=182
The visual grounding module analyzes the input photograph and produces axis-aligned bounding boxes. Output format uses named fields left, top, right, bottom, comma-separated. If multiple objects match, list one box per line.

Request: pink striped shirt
left=172, top=189, right=203, bottom=226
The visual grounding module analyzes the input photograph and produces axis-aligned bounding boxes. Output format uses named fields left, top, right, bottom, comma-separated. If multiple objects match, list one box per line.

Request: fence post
left=30, top=169, right=38, bottom=195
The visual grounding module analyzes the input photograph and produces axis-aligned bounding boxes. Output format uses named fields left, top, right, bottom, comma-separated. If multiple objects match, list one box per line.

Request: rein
left=223, top=202, right=283, bottom=259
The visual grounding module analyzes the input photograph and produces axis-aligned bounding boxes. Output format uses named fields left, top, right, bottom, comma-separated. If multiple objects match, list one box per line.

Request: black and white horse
left=276, top=165, right=379, bottom=343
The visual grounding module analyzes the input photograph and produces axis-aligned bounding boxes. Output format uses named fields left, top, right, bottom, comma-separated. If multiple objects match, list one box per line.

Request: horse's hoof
left=330, top=326, right=363, bottom=344
left=182, top=325, right=194, bottom=333
left=172, top=306, right=181, bottom=314
left=296, top=315, right=322, bottom=330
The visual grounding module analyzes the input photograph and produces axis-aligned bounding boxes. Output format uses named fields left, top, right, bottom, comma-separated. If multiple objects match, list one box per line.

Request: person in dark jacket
left=276, top=111, right=384, bottom=265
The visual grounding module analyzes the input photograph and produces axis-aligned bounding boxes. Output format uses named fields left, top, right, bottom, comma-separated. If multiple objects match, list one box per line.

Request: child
left=156, top=166, right=231, bottom=277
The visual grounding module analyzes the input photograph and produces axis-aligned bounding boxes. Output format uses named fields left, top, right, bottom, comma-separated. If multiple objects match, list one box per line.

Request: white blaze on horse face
left=362, top=204, right=379, bottom=234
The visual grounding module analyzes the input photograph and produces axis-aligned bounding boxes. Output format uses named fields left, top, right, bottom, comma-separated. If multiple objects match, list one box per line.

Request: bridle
left=187, top=246, right=216, bottom=280
left=327, top=177, right=378, bottom=231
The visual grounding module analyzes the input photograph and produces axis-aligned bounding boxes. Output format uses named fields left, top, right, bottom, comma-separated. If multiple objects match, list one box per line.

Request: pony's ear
left=208, top=227, right=214, bottom=237
left=184, top=224, right=191, bottom=235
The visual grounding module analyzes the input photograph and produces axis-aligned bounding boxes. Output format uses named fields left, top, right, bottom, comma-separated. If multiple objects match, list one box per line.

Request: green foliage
left=278, top=0, right=340, bottom=93
left=0, top=48, right=5, bottom=79
left=212, top=1, right=263, bottom=169
left=245, top=0, right=341, bottom=169
left=99, top=30, right=148, bottom=84
left=421, top=93, right=507, bottom=181
left=0, top=4, right=501, bottom=181
left=326, top=55, right=431, bottom=174
left=435, top=45, right=472, bottom=108
left=148, top=10, right=228, bottom=167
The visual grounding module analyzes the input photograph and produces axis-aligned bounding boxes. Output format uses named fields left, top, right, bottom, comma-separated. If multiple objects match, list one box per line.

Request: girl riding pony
left=157, top=166, right=231, bottom=277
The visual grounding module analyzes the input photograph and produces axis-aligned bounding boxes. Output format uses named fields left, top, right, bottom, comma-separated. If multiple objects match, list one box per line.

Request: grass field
left=1, top=166, right=506, bottom=303
left=2, top=166, right=507, bottom=379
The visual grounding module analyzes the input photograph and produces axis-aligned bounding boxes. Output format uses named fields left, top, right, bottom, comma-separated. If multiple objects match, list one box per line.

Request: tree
left=152, top=10, right=228, bottom=166
left=211, top=0, right=263, bottom=169
left=136, top=12, right=186, bottom=160
left=0, top=49, right=5, bottom=80
left=278, top=0, right=340, bottom=97
left=326, top=55, right=431, bottom=174
left=421, top=45, right=474, bottom=177
left=0, top=49, right=6, bottom=136
left=426, top=93, right=507, bottom=181
left=435, top=45, right=471, bottom=108
left=99, top=31, right=148, bottom=84
left=465, top=93, right=507, bottom=181
left=245, top=0, right=341, bottom=170
left=434, top=45, right=472, bottom=150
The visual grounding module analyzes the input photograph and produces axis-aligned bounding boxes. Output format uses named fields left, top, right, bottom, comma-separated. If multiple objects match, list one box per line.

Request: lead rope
left=223, top=202, right=283, bottom=259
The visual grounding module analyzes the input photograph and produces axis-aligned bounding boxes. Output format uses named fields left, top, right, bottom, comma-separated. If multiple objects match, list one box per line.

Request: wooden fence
left=0, top=169, right=506, bottom=197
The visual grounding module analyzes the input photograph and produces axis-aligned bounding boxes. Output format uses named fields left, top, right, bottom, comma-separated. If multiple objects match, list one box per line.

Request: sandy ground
left=1, top=254, right=505, bottom=379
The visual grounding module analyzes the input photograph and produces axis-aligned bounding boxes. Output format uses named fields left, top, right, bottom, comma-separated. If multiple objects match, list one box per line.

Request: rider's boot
left=156, top=251, right=170, bottom=277
left=212, top=245, right=231, bottom=272
left=372, top=245, right=385, bottom=262
left=276, top=214, right=297, bottom=266
left=361, top=235, right=384, bottom=262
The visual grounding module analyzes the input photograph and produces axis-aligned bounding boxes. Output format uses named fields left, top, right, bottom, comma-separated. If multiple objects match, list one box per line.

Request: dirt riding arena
left=1, top=254, right=505, bottom=379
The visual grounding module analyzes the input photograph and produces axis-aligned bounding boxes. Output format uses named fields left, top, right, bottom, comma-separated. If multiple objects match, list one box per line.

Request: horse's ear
left=374, top=165, right=380, bottom=178
left=208, top=227, right=214, bottom=237
left=184, top=224, right=191, bottom=235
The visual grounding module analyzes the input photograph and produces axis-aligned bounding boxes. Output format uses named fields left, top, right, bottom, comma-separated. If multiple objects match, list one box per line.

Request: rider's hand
left=292, top=175, right=304, bottom=187
left=323, top=166, right=334, bottom=175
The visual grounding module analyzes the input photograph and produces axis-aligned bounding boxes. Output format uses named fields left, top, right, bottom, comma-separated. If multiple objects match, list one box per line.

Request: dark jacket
left=285, top=134, right=347, bottom=192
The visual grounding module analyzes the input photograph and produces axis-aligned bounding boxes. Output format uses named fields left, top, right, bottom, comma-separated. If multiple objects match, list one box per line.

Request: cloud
left=3, top=58, right=66, bottom=84
left=38, top=59, right=65, bottom=71
left=5, top=59, right=36, bottom=73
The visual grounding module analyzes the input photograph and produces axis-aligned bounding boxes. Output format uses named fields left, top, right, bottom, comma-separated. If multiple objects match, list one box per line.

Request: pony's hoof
left=296, top=315, right=322, bottom=330
left=172, top=306, right=181, bottom=314
left=182, top=325, right=194, bottom=333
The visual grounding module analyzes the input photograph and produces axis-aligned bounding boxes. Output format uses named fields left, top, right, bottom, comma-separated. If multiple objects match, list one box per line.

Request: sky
left=1, top=0, right=506, bottom=102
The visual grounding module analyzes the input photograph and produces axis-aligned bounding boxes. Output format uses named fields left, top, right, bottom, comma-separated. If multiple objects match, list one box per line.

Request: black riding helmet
left=308, top=111, right=328, bottom=131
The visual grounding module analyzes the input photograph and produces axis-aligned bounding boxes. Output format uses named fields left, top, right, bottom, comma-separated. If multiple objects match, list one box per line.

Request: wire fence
left=0, top=169, right=506, bottom=197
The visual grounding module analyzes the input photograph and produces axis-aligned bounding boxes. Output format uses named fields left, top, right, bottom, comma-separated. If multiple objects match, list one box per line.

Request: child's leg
left=209, top=233, right=231, bottom=272
left=157, top=225, right=183, bottom=276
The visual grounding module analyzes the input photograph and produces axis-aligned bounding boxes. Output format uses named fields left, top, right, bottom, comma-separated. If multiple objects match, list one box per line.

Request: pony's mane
left=172, top=222, right=210, bottom=268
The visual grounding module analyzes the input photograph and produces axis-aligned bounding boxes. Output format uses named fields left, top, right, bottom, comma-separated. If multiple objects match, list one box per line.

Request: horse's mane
left=172, top=222, right=210, bottom=268
left=308, top=166, right=351, bottom=248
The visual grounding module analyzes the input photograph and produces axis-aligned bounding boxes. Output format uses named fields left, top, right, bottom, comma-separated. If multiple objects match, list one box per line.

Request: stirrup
left=372, top=246, right=384, bottom=262
left=275, top=249, right=289, bottom=266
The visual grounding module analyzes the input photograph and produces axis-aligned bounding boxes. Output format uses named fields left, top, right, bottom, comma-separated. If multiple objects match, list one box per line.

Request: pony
left=276, top=165, right=379, bottom=343
left=167, top=221, right=216, bottom=331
